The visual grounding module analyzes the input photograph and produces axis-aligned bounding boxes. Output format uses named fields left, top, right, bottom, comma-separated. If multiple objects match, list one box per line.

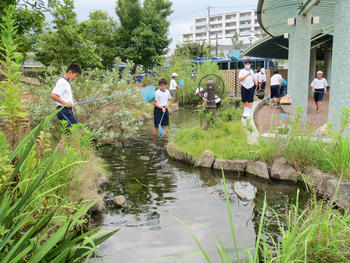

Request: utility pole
left=215, top=33, right=218, bottom=57
left=207, top=6, right=213, bottom=46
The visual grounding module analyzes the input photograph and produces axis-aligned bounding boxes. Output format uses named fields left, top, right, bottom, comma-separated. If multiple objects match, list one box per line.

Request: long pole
left=207, top=6, right=211, bottom=44
left=215, top=33, right=218, bottom=57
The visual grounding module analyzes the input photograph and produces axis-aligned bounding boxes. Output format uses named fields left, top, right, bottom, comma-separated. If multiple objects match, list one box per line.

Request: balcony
left=195, top=20, right=207, bottom=26
left=239, top=15, right=251, bottom=21
left=240, top=23, right=251, bottom=29
left=240, top=31, right=251, bottom=37
left=195, top=27, right=207, bottom=33
left=225, top=23, right=237, bottom=29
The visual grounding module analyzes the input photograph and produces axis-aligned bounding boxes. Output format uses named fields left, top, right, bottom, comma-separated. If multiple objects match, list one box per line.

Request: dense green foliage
left=0, top=6, right=28, bottom=148
left=25, top=64, right=151, bottom=144
left=0, top=111, right=116, bottom=262
left=115, top=0, right=173, bottom=70
left=174, top=42, right=214, bottom=59
left=35, top=0, right=103, bottom=68
left=0, top=1, right=46, bottom=54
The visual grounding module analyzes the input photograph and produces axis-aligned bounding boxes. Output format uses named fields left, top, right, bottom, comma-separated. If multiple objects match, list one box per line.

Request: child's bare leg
left=161, top=126, right=167, bottom=137
left=152, top=127, right=158, bottom=136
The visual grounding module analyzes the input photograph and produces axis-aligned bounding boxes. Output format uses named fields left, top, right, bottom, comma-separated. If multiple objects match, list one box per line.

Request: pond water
left=97, top=109, right=309, bottom=263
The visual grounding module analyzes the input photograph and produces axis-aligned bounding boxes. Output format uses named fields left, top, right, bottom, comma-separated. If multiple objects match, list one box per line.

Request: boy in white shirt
left=258, top=68, right=267, bottom=91
left=169, top=73, right=183, bottom=102
left=239, top=62, right=257, bottom=118
left=50, top=64, right=81, bottom=127
left=152, top=78, right=172, bottom=137
left=269, top=70, right=282, bottom=108
left=311, top=71, right=328, bottom=113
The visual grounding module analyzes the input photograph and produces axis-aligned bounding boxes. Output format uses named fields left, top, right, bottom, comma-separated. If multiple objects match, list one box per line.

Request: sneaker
left=316, top=110, right=319, bottom=113
left=242, top=108, right=249, bottom=118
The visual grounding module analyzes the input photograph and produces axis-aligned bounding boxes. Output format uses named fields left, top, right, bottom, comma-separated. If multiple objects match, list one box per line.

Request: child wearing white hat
left=169, top=73, right=183, bottom=102
left=311, top=71, right=328, bottom=113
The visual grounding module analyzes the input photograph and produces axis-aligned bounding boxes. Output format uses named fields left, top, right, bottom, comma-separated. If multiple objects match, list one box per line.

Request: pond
left=97, top=109, right=309, bottom=263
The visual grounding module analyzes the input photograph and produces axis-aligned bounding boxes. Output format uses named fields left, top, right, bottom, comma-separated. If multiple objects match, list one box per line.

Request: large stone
left=113, top=195, right=126, bottom=207
left=166, top=143, right=197, bottom=165
left=304, top=169, right=333, bottom=195
left=169, top=103, right=179, bottom=113
left=234, top=181, right=257, bottom=201
left=271, top=158, right=299, bottom=182
left=326, top=179, right=350, bottom=210
left=213, top=159, right=247, bottom=173
left=196, top=150, right=215, bottom=168
left=246, top=161, right=269, bottom=179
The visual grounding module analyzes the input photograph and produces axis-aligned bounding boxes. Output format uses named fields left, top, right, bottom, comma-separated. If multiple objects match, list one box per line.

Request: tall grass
left=0, top=109, right=117, bottom=262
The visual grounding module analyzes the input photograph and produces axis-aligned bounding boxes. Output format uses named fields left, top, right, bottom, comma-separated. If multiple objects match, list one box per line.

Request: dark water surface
left=98, top=109, right=309, bottom=263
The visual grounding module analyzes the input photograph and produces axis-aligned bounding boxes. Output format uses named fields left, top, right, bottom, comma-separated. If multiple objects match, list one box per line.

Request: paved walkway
left=254, top=95, right=329, bottom=133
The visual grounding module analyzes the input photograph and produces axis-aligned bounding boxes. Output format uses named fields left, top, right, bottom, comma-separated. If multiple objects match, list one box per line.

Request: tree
left=35, top=0, right=102, bottom=69
left=115, top=0, right=173, bottom=70
left=174, top=42, right=213, bottom=59
left=231, top=32, right=243, bottom=50
left=80, top=11, right=118, bottom=69
left=0, top=1, right=46, bottom=54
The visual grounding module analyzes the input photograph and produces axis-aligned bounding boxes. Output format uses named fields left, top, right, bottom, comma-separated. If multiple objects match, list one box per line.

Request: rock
left=271, top=158, right=299, bottom=182
left=166, top=143, right=197, bottom=165
left=113, top=195, right=126, bottom=207
left=234, top=181, right=257, bottom=201
left=211, top=189, right=234, bottom=203
left=196, top=150, right=215, bottom=168
left=304, top=169, right=333, bottom=195
left=213, top=159, right=247, bottom=173
left=246, top=161, right=269, bottom=179
left=326, top=179, right=350, bottom=210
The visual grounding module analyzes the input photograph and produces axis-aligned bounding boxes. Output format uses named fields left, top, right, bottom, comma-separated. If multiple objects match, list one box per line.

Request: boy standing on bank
left=50, top=64, right=81, bottom=126
left=152, top=78, right=172, bottom=137
left=239, top=62, right=257, bottom=118
left=169, top=73, right=183, bottom=102
left=311, top=71, right=328, bottom=113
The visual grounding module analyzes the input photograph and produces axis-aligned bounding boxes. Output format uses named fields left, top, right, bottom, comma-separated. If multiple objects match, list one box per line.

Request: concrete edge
left=242, top=99, right=265, bottom=145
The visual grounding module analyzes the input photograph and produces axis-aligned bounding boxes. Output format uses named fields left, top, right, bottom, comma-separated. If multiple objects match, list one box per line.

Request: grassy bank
left=171, top=107, right=257, bottom=161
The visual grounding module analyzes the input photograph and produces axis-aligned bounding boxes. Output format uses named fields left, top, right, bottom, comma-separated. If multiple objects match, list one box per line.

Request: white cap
left=172, top=73, right=178, bottom=77
left=260, top=68, right=265, bottom=74
left=195, top=87, right=203, bottom=95
left=317, top=71, right=323, bottom=75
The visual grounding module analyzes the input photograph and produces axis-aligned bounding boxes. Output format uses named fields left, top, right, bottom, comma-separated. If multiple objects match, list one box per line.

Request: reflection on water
left=98, top=109, right=309, bottom=263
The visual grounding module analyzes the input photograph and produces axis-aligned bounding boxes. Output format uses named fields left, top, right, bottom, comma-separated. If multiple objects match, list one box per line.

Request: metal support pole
left=324, top=48, right=332, bottom=88
left=206, top=80, right=217, bottom=116
left=329, top=0, right=350, bottom=129
left=287, top=13, right=312, bottom=119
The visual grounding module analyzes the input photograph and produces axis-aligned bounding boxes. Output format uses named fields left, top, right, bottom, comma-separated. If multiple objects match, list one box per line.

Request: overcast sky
left=72, top=0, right=258, bottom=51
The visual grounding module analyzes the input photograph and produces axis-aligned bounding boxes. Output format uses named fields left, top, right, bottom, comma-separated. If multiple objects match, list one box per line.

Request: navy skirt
left=154, top=107, right=169, bottom=128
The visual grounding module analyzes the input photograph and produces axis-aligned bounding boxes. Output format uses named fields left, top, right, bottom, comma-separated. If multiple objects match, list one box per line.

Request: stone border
left=166, top=143, right=350, bottom=210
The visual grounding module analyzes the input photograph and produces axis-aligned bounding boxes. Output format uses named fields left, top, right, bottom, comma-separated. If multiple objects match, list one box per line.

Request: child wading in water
left=152, top=78, right=172, bottom=137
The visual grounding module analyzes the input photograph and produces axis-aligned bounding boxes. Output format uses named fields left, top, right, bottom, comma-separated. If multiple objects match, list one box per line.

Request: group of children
left=50, top=63, right=329, bottom=137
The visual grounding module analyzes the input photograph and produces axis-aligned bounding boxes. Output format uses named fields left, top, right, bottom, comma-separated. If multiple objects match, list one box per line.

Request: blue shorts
left=261, top=82, right=266, bottom=90
left=154, top=107, right=169, bottom=128
left=241, top=86, right=255, bottom=103
left=314, top=90, right=324, bottom=102
left=56, top=106, right=78, bottom=127
left=270, top=85, right=281, bottom=99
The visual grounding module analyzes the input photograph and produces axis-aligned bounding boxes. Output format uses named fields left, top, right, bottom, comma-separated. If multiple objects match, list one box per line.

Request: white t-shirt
left=155, top=89, right=172, bottom=107
left=239, top=69, right=255, bottom=89
left=259, top=73, right=267, bottom=83
left=51, top=77, right=73, bottom=106
left=169, top=79, right=177, bottom=91
left=311, top=78, right=328, bottom=89
left=270, top=74, right=282, bottom=86
left=203, top=92, right=221, bottom=104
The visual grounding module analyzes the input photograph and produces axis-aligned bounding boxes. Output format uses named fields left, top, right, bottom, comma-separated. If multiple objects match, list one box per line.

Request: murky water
left=98, top=109, right=309, bottom=263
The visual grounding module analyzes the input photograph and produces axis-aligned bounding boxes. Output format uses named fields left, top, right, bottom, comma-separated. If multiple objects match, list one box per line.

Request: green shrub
left=25, top=65, right=152, bottom=145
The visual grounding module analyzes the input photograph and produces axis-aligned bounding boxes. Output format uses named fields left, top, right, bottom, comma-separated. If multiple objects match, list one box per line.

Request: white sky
left=66, top=0, right=259, bottom=51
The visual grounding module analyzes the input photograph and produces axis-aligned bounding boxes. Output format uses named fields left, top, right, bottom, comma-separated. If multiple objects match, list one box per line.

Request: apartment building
left=182, top=9, right=261, bottom=47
